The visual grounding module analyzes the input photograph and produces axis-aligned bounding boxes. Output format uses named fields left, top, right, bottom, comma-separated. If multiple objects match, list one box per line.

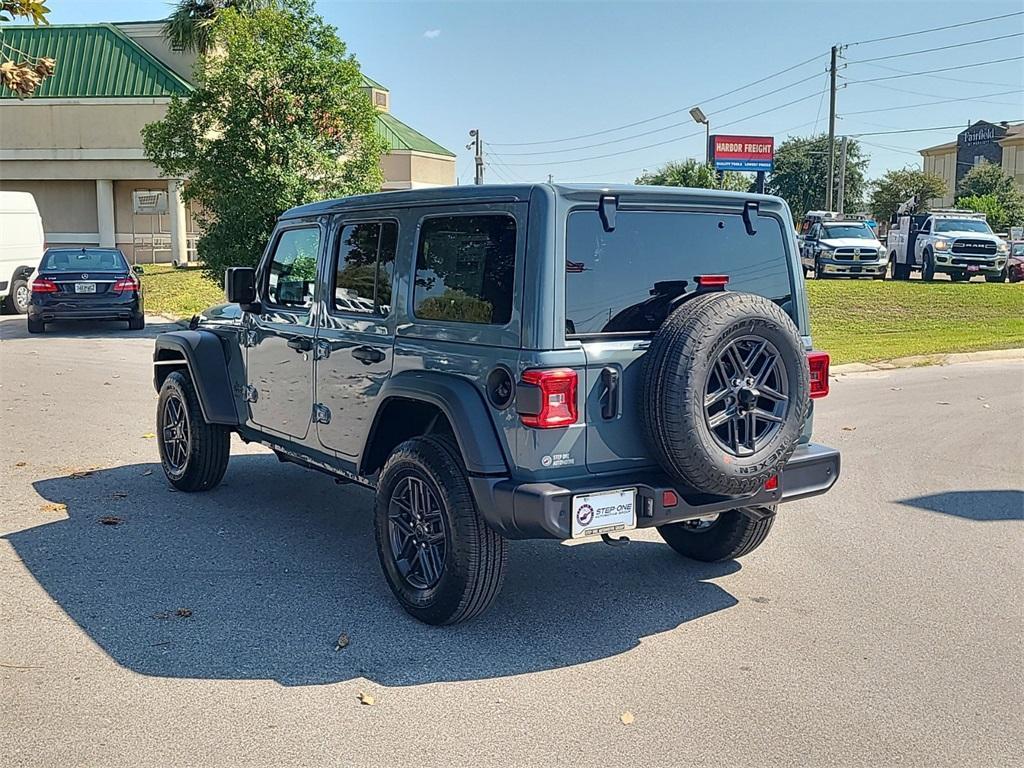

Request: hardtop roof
left=281, top=183, right=784, bottom=220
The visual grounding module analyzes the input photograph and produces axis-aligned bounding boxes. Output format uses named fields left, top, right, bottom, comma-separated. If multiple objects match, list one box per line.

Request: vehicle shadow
left=9, top=455, right=740, bottom=687
left=0, top=316, right=180, bottom=341
left=898, top=490, right=1023, bottom=522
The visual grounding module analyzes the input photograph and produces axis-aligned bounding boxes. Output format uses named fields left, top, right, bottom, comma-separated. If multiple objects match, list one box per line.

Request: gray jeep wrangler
left=153, top=184, right=840, bottom=625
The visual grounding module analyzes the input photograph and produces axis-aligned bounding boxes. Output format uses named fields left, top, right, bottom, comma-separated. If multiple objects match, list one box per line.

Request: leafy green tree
left=765, top=134, right=868, bottom=221
left=954, top=163, right=1024, bottom=232
left=635, top=159, right=750, bottom=191
left=957, top=162, right=1018, bottom=199
left=868, top=167, right=948, bottom=222
left=164, top=0, right=276, bottom=54
left=143, top=0, right=386, bottom=284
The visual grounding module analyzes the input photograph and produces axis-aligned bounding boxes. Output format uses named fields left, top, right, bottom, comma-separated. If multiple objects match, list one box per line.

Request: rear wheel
left=5, top=277, right=29, bottom=314
left=128, top=315, right=146, bottom=331
left=374, top=436, right=507, bottom=625
left=814, top=257, right=825, bottom=280
left=658, top=508, right=776, bottom=562
left=26, top=317, right=45, bottom=334
left=157, top=370, right=230, bottom=491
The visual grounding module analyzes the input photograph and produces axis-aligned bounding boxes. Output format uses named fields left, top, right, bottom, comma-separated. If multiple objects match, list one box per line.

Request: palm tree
left=164, top=0, right=274, bottom=54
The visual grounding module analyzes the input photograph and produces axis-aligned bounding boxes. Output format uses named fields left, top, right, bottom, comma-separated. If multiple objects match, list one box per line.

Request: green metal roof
left=0, top=24, right=192, bottom=99
left=361, top=73, right=387, bottom=91
left=375, top=110, right=454, bottom=157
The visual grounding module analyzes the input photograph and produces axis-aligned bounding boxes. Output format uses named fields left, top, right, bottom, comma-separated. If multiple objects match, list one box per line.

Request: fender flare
left=153, top=330, right=238, bottom=425
left=365, top=371, right=509, bottom=476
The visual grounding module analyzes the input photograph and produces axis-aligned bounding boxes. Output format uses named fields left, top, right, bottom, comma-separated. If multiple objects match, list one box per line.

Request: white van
left=0, top=191, right=45, bottom=314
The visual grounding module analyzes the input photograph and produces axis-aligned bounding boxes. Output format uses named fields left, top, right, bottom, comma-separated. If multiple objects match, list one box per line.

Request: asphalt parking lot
left=1, top=314, right=1021, bottom=768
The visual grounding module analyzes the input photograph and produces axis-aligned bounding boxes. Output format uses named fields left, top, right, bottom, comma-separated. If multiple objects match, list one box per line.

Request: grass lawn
left=141, top=264, right=224, bottom=320
left=807, top=279, right=1024, bottom=364
left=141, top=264, right=1024, bottom=365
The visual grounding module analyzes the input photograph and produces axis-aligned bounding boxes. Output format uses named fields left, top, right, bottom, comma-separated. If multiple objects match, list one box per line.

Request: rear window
left=565, top=210, right=794, bottom=337
left=41, top=249, right=128, bottom=272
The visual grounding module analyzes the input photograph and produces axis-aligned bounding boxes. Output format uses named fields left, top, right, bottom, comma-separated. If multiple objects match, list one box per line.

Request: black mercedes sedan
left=27, top=248, right=145, bottom=334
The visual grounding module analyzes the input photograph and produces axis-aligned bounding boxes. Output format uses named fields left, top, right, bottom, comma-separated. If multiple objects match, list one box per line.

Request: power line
left=499, top=88, right=827, bottom=167
left=846, top=10, right=1024, bottom=46
left=848, top=121, right=1023, bottom=137
left=856, top=78, right=1023, bottom=102
left=846, top=56, right=1024, bottom=84
left=845, top=32, right=1023, bottom=64
left=852, top=60, right=1022, bottom=89
left=841, top=90, right=1023, bottom=117
left=485, top=51, right=827, bottom=147
left=489, top=71, right=823, bottom=157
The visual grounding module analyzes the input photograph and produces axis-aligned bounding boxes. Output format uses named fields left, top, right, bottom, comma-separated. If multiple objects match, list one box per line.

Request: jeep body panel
left=153, top=329, right=244, bottom=425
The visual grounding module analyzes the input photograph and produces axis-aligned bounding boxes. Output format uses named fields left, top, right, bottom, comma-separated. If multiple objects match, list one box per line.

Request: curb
left=832, top=348, right=1024, bottom=375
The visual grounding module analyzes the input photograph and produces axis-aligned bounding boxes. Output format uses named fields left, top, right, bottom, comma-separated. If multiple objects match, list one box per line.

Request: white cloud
left=423, top=29, right=441, bottom=39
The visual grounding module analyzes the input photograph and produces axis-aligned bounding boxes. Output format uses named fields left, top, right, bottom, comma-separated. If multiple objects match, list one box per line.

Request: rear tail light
left=518, top=368, right=578, bottom=429
left=30, top=277, right=58, bottom=294
left=113, top=276, right=140, bottom=293
left=808, top=351, right=830, bottom=399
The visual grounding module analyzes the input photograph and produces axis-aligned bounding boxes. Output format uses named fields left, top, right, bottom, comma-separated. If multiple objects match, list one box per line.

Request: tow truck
left=887, top=198, right=1009, bottom=282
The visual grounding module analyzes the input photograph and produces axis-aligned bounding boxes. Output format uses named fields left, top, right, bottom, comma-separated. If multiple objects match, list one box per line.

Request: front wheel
left=157, top=370, right=230, bottom=491
left=985, top=272, right=1006, bottom=283
left=658, top=508, right=775, bottom=562
left=374, top=436, right=507, bottom=625
left=922, top=250, right=936, bottom=282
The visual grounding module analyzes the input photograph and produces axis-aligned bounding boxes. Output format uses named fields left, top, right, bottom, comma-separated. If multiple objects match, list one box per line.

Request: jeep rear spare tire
left=641, top=291, right=810, bottom=497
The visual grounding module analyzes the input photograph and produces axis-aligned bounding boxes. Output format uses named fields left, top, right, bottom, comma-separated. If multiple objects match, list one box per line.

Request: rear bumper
left=469, top=443, right=840, bottom=540
left=29, top=297, right=142, bottom=322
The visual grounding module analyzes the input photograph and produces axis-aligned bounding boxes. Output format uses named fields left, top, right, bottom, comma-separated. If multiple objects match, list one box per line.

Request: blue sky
left=48, top=1, right=1024, bottom=184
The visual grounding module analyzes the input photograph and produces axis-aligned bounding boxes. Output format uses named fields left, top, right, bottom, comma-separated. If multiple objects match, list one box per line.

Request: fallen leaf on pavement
left=142, top=470, right=153, bottom=476
left=620, top=711, right=635, bottom=725
left=98, top=515, right=123, bottom=526
left=889, top=387, right=902, bottom=391
left=141, top=433, right=156, bottom=439
left=15, top=461, right=26, bottom=467
left=358, top=691, right=375, bottom=706
left=842, top=426, right=856, bottom=431
left=335, top=633, right=350, bottom=651
left=69, top=469, right=94, bottom=479
left=103, top=382, right=111, bottom=386
left=40, top=503, right=66, bottom=514
left=112, top=491, right=129, bottom=499
left=982, top=404, right=991, bottom=409
left=936, top=401, right=950, bottom=405
left=175, top=608, right=193, bottom=618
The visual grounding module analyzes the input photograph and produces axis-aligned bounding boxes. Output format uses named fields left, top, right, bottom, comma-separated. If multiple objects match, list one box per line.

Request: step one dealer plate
left=571, top=487, right=637, bottom=539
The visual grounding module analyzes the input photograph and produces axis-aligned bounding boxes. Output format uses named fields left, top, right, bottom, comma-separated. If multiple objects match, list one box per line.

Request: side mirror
left=133, top=264, right=144, bottom=275
left=225, top=267, right=260, bottom=312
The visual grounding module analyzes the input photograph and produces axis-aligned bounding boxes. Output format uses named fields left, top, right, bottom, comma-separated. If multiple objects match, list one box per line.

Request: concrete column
left=96, top=179, right=115, bottom=248
left=168, top=179, right=187, bottom=265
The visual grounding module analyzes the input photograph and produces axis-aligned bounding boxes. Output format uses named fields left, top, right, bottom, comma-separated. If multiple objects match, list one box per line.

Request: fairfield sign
left=711, top=134, right=774, bottom=172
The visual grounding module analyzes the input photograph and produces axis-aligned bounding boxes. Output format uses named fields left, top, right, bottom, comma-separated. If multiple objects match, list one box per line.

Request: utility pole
left=468, top=129, right=484, bottom=185
left=826, top=45, right=838, bottom=211
left=837, top=136, right=848, bottom=215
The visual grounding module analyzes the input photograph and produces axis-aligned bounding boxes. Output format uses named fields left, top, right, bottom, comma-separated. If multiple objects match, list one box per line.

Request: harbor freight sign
left=711, top=134, right=774, bottom=172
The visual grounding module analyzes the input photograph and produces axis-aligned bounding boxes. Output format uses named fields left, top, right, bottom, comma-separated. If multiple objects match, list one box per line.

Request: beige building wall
left=922, top=149, right=956, bottom=207
left=0, top=179, right=97, bottom=238
left=0, top=101, right=167, bottom=154
left=1000, top=138, right=1024, bottom=187
left=381, top=151, right=455, bottom=189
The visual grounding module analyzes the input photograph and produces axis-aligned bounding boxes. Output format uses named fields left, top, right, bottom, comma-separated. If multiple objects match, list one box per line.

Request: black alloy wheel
left=387, top=474, right=449, bottom=590
left=704, top=336, right=789, bottom=457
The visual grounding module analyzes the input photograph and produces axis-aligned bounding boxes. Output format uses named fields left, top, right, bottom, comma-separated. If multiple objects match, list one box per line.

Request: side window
left=413, top=214, right=517, bottom=325
left=809, top=224, right=820, bottom=240
left=333, top=221, right=398, bottom=315
left=266, top=227, right=320, bottom=309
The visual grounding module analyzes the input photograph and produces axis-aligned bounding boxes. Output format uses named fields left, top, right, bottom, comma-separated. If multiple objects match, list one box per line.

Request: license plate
left=75, top=282, right=96, bottom=293
left=967, top=266, right=980, bottom=273
left=571, top=488, right=637, bottom=539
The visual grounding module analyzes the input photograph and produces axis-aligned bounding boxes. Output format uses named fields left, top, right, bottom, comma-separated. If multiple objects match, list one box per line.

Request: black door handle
left=352, top=345, right=386, bottom=365
left=287, top=336, right=313, bottom=353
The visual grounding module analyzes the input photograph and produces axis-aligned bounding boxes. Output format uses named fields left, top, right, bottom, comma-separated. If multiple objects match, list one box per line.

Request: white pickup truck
left=888, top=208, right=1009, bottom=282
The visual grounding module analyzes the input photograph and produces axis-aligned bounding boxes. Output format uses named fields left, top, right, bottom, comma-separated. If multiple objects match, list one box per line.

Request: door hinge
left=314, top=340, right=332, bottom=361
left=241, top=329, right=258, bottom=348
left=243, top=384, right=259, bottom=403
left=312, top=403, right=332, bottom=424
